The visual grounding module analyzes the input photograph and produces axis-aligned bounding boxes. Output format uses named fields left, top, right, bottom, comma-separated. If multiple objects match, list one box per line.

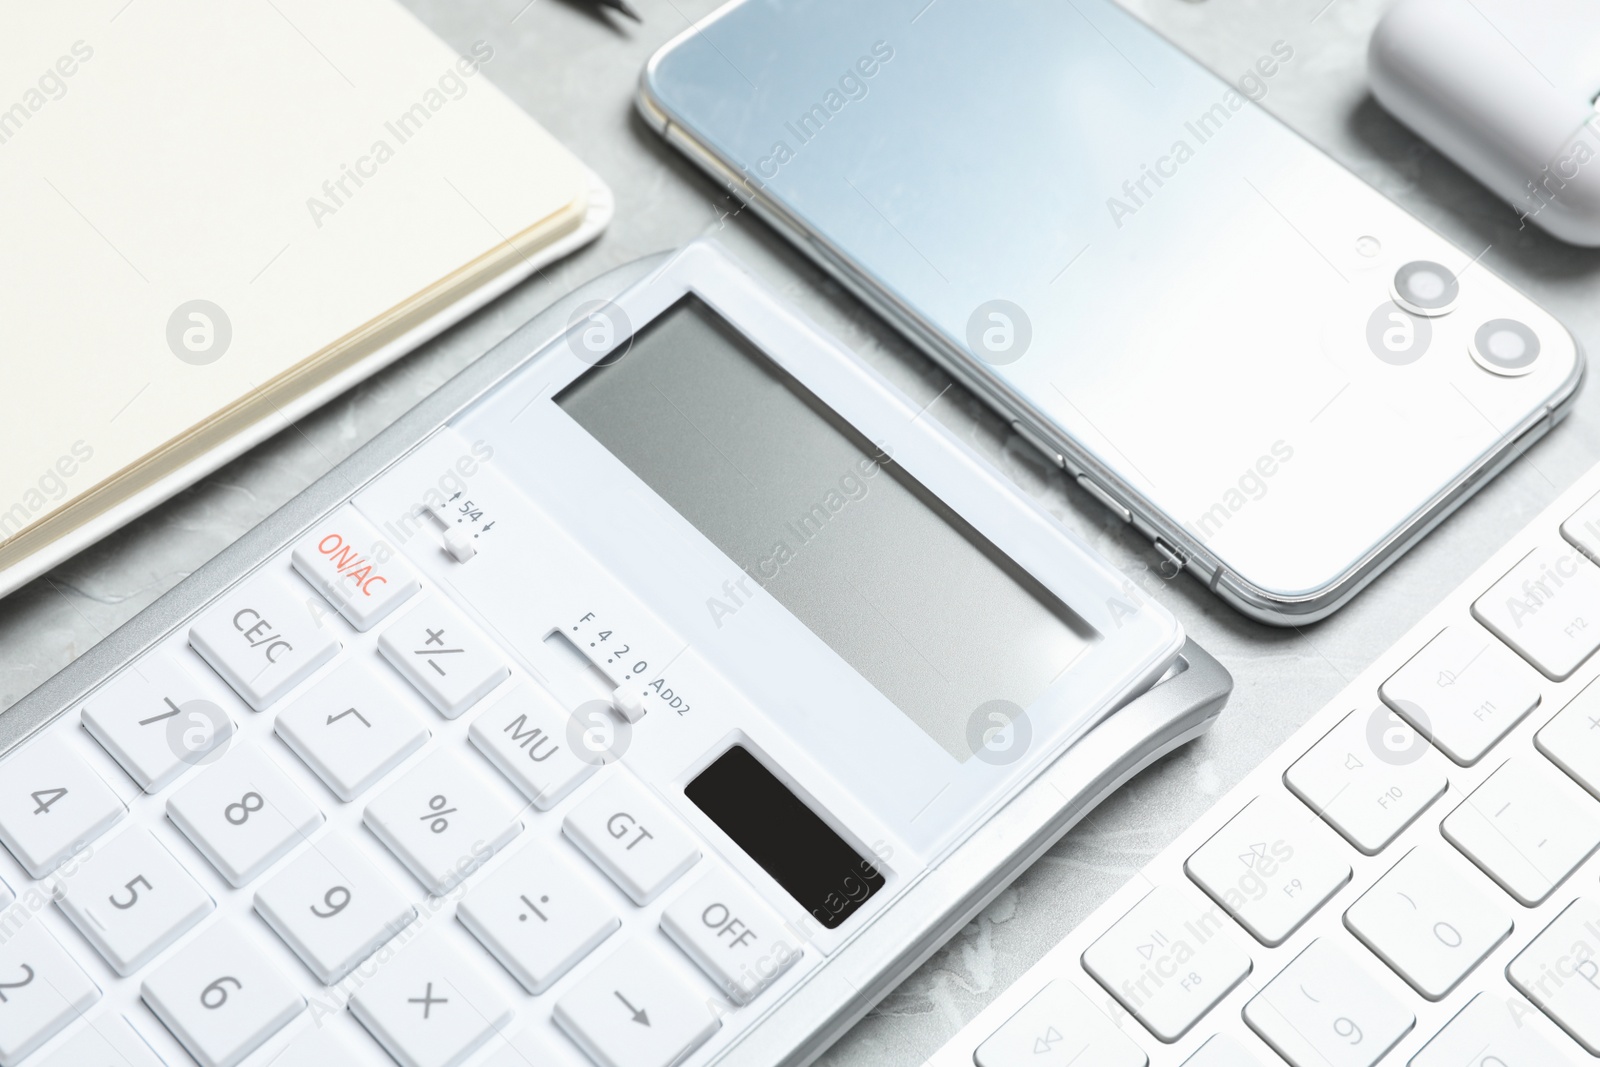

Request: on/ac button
left=290, top=505, right=420, bottom=631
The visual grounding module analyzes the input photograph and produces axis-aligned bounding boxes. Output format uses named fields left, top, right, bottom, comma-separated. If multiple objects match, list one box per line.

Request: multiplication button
left=349, top=933, right=512, bottom=1067
left=189, top=573, right=341, bottom=711
left=378, top=598, right=509, bottom=719
left=291, top=505, right=420, bottom=631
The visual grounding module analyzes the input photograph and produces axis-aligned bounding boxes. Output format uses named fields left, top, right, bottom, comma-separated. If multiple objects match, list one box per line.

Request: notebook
left=0, top=0, right=609, bottom=597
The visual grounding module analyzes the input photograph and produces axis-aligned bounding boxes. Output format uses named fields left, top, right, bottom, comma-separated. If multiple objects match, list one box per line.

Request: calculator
left=0, top=241, right=1229, bottom=1067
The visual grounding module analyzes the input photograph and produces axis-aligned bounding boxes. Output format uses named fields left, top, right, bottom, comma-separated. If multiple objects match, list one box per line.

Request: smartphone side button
left=1077, top=474, right=1133, bottom=523
left=1009, top=420, right=1066, bottom=469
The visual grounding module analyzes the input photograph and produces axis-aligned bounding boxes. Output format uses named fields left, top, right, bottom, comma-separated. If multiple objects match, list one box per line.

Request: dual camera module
left=1390, top=259, right=1540, bottom=376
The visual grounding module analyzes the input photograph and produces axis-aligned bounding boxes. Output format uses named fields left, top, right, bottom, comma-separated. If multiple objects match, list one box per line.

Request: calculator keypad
left=0, top=504, right=810, bottom=1066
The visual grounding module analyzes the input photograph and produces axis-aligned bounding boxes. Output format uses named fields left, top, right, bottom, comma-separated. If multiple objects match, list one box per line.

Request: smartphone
left=636, top=0, right=1582, bottom=625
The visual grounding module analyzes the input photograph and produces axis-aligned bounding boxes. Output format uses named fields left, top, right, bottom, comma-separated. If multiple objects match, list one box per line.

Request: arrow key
left=554, top=939, right=721, bottom=1067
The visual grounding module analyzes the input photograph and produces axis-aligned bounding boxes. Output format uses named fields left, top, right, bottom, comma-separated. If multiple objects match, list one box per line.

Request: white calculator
left=0, top=241, right=1228, bottom=1067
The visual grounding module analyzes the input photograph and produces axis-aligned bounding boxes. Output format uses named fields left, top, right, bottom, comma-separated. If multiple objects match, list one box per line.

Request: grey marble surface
left=6, top=0, right=1600, bottom=1064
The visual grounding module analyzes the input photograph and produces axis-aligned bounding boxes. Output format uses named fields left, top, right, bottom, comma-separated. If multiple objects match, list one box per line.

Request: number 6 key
left=141, top=922, right=304, bottom=1067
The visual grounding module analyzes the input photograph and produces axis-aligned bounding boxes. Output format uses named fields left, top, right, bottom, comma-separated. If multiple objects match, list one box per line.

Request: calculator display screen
left=555, top=296, right=1095, bottom=762
left=686, top=745, right=884, bottom=928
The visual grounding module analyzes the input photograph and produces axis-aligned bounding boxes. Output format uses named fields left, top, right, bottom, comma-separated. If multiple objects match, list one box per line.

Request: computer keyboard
left=0, top=503, right=805, bottom=1067
left=931, top=462, right=1600, bottom=1067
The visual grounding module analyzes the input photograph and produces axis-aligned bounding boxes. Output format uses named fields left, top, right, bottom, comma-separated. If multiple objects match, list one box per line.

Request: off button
left=661, top=868, right=801, bottom=1005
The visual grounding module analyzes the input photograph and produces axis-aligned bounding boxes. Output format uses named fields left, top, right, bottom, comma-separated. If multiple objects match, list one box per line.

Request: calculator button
left=1441, top=756, right=1600, bottom=905
left=1472, top=542, right=1600, bottom=680
left=1080, top=884, right=1252, bottom=1043
left=1412, top=991, right=1581, bottom=1066
left=457, top=840, right=620, bottom=993
left=468, top=684, right=597, bottom=810
left=274, top=660, right=430, bottom=801
left=0, top=918, right=101, bottom=1066
left=263, top=1024, right=380, bottom=1065
left=563, top=774, right=700, bottom=906
left=1182, top=795, right=1351, bottom=947
left=188, top=573, right=341, bottom=710
left=1180, top=1034, right=1264, bottom=1066
left=1562, top=487, right=1600, bottom=563
left=0, top=731, right=126, bottom=878
left=1242, top=939, right=1413, bottom=1067
left=1506, top=897, right=1600, bottom=1053
left=166, top=743, right=324, bottom=887
left=55, top=827, right=215, bottom=976
left=1282, top=708, right=1449, bottom=855
left=1341, top=844, right=1511, bottom=1000
left=140, top=921, right=305, bottom=1067
left=377, top=597, right=509, bottom=719
left=553, top=939, right=722, bottom=1067
left=1535, top=680, right=1600, bottom=798
left=363, top=747, right=522, bottom=895
left=661, top=868, right=801, bottom=1004
left=1378, top=624, right=1541, bottom=766
left=254, top=833, right=416, bottom=984
left=80, top=656, right=236, bottom=793
left=973, top=981, right=1146, bottom=1067
left=348, top=933, right=512, bottom=1067
left=35, top=1012, right=166, bottom=1066
left=290, top=505, right=420, bottom=631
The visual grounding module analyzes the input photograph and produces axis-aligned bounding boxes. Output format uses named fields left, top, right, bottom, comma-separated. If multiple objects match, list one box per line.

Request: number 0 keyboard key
left=140, top=921, right=305, bottom=1067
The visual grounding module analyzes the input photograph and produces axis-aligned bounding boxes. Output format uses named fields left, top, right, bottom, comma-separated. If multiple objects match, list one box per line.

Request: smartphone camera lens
left=1391, top=260, right=1459, bottom=316
left=1469, top=318, right=1541, bottom=376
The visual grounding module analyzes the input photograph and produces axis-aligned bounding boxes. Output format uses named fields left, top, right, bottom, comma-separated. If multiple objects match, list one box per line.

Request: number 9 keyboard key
left=140, top=921, right=305, bottom=1067
left=166, top=743, right=324, bottom=888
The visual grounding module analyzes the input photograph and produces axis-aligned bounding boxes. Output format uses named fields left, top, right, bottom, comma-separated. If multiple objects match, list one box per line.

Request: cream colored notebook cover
left=0, top=0, right=594, bottom=587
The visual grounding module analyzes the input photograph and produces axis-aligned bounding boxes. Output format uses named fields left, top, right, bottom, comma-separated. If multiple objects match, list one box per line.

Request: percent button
left=364, top=749, right=523, bottom=895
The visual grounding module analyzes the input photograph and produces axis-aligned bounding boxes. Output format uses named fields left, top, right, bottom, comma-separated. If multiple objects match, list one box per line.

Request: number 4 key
left=0, top=732, right=125, bottom=877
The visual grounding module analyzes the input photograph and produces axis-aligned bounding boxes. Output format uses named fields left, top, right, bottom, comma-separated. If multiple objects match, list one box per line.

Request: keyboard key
left=264, top=1024, right=383, bottom=1066
left=1536, top=679, right=1600, bottom=799
left=35, top=1012, right=166, bottom=1066
left=140, top=921, right=305, bottom=1067
left=973, top=981, right=1146, bottom=1067
left=1561, top=487, right=1600, bottom=563
left=457, top=841, right=620, bottom=993
left=167, top=743, right=324, bottom=887
left=254, top=834, right=416, bottom=984
left=348, top=933, right=512, bottom=1067
left=1378, top=624, right=1541, bottom=765
left=1242, top=939, right=1413, bottom=1067
left=563, top=774, right=700, bottom=906
left=0, top=918, right=101, bottom=1066
left=1441, top=756, right=1600, bottom=905
left=1341, top=844, right=1511, bottom=1000
left=1472, top=541, right=1600, bottom=680
left=55, top=827, right=214, bottom=976
left=363, top=747, right=522, bottom=895
left=189, top=573, right=341, bottom=711
left=481, top=1024, right=574, bottom=1067
left=1181, top=1034, right=1264, bottom=1066
left=1506, top=897, right=1600, bottom=1053
left=1283, top=708, right=1449, bottom=855
left=80, top=655, right=236, bottom=793
left=378, top=597, right=509, bottom=719
left=0, top=731, right=126, bottom=878
left=274, top=660, right=430, bottom=801
left=468, top=684, right=597, bottom=810
left=1412, top=991, right=1581, bottom=1066
left=661, top=867, right=802, bottom=1004
left=553, top=939, right=722, bottom=1067
left=1081, top=884, right=1252, bottom=1043
left=290, top=505, right=420, bottom=632
left=1182, top=794, right=1351, bottom=946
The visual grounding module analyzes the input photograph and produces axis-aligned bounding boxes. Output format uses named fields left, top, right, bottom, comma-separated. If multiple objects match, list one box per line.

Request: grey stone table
left=5, top=0, right=1600, bottom=1064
